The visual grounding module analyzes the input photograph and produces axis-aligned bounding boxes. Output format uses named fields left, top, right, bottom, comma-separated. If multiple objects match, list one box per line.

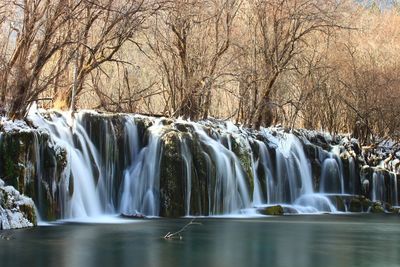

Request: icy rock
left=0, top=117, right=32, bottom=133
left=0, top=179, right=36, bottom=230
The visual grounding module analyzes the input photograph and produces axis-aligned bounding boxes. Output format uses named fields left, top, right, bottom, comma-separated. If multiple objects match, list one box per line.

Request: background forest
left=0, top=0, right=399, bottom=143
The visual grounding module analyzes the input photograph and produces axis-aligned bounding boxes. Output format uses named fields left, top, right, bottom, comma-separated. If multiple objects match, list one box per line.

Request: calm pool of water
left=1, top=215, right=399, bottom=267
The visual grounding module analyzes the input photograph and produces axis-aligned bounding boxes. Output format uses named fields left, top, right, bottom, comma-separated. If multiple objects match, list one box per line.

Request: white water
left=119, top=117, right=162, bottom=216
left=190, top=123, right=251, bottom=214
left=21, top=110, right=399, bottom=220
left=180, top=137, right=193, bottom=216
left=29, top=111, right=102, bottom=219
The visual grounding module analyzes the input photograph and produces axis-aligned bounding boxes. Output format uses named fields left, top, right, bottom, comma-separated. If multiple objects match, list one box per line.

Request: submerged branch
left=163, top=219, right=201, bottom=240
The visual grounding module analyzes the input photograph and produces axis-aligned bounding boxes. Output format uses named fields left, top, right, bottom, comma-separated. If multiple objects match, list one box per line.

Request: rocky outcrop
left=0, top=118, right=67, bottom=220
left=0, top=179, right=37, bottom=230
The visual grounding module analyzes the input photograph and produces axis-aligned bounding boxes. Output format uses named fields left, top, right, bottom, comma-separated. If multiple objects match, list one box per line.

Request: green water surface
left=0, top=214, right=399, bottom=267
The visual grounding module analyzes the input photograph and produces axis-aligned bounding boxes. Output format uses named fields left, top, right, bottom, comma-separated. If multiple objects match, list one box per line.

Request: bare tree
left=245, top=0, right=343, bottom=129
left=52, top=0, right=161, bottom=111
left=0, top=0, right=84, bottom=118
left=148, top=0, right=242, bottom=120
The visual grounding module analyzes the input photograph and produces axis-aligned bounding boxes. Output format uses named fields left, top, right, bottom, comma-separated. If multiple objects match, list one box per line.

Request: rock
left=0, top=129, right=66, bottom=220
left=257, top=205, right=284, bottom=216
left=229, top=134, right=254, bottom=196
left=383, top=202, right=394, bottom=213
left=326, top=195, right=346, bottom=212
left=0, top=179, right=37, bottom=230
left=391, top=207, right=400, bottom=214
left=349, top=198, right=362, bottom=212
left=120, top=213, right=146, bottom=219
left=282, top=206, right=299, bottom=214
left=370, top=201, right=385, bottom=213
left=159, top=130, right=185, bottom=217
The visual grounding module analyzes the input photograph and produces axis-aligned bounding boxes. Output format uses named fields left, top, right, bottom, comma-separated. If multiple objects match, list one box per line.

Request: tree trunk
left=252, top=94, right=274, bottom=130
left=8, top=70, right=30, bottom=119
left=52, top=62, right=81, bottom=111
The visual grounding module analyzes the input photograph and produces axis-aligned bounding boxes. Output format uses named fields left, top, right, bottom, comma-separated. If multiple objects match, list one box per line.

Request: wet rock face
left=159, top=130, right=185, bottom=217
left=229, top=134, right=254, bottom=196
left=0, top=179, right=37, bottom=230
left=158, top=123, right=212, bottom=217
left=0, top=129, right=67, bottom=220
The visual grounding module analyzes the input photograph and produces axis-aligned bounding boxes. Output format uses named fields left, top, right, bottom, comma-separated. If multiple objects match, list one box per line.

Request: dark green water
left=1, top=215, right=399, bottom=267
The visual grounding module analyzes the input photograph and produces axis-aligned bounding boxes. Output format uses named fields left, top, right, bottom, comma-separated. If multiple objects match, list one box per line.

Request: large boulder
left=257, top=205, right=284, bottom=215
left=0, top=179, right=37, bottom=230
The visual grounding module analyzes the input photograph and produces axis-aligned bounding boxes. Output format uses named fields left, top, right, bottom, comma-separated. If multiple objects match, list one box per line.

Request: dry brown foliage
left=0, top=0, right=399, bottom=143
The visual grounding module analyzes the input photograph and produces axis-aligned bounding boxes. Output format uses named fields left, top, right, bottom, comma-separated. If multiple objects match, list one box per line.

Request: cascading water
left=253, top=131, right=337, bottom=213
left=29, top=111, right=103, bottom=218
left=319, top=146, right=346, bottom=194
left=189, top=123, right=251, bottom=215
left=348, top=156, right=357, bottom=195
left=372, top=171, right=386, bottom=202
left=119, top=117, right=162, bottom=216
left=320, top=157, right=342, bottom=193
left=180, top=137, right=193, bottom=216
left=16, top=109, right=398, bottom=220
left=368, top=169, right=399, bottom=206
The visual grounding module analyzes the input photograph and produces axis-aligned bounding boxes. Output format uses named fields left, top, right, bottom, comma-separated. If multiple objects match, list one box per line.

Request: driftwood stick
left=163, top=219, right=201, bottom=240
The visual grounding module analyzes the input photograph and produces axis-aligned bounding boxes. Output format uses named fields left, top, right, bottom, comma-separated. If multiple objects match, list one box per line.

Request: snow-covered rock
left=0, top=117, right=33, bottom=133
left=0, top=179, right=37, bottom=230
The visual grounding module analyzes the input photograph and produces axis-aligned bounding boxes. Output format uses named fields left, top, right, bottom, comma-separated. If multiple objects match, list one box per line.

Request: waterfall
left=390, top=172, right=399, bottom=206
left=320, top=157, right=342, bottom=193
left=17, top=109, right=400, bottom=219
left=29, top=111, right=103, bottom=218
left=180, top=137, right=193, bottom=216
left=319, top=146, right=346, bottom=195
left=348, top=156, right=357, bottom=195
left=119, top=117, right=162, bottom=216
left=190, top=123, right=251, bottom=215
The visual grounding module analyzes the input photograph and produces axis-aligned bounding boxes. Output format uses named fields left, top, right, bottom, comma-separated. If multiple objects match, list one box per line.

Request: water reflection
left=1, top=216, right=400, bottom=267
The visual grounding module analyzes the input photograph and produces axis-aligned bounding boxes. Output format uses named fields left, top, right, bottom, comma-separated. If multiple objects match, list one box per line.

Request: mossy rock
left=349, top=198, right=362, bottom=212
left=0, top=132, right=28, bottom=188
left=0, top=128, right=68, bottom=220
left=359, top=196, right=372, bottom=212
left=383, top=202, right=394, bottom=213
left=160, top=118, right=174, bottom=126
left=333, top=195, right=346, bottom=212
left=370, top=202, right=385, bottom=213
left=188, top=135, right=211, bottom=215
left=391, top=207, right=400, bottom=214
left=258, top=205, right=284, bottom=216
left=229, top=134, right=254, bottom=195
left=174, top=123, right=194, bottom=133
left=159, top=130, right=185, bottom=217
left=19, top=203, right=37, bottom=226
left=302, top=144, right=323, bottom=190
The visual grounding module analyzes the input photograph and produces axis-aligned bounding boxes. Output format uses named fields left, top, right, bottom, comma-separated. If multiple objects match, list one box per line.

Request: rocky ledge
left=0, top=179, right=37, bottom=230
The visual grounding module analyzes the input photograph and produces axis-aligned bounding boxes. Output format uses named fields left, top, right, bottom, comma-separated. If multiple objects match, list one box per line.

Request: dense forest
left=0, top=0, right=399, bottom=143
